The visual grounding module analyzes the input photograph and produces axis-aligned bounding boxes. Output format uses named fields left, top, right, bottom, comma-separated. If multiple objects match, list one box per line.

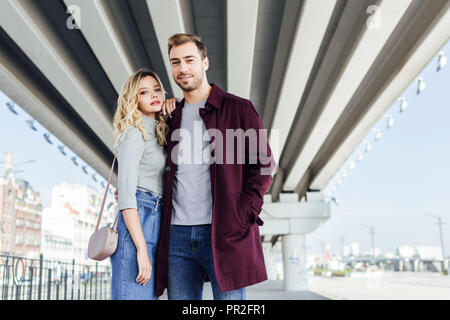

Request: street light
left=364, top=225, right=376, bottom=264
left=425, top=213, right=447, bottom=273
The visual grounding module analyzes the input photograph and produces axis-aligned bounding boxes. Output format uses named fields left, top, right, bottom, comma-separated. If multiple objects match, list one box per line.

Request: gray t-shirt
left=171, top=99, right=213, bottom=225
left=117, top=114, right=166, bottom=210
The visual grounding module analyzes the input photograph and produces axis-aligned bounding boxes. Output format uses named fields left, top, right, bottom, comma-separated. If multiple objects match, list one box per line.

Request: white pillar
left=262, top=242, right=278, bottom=280
left=282, top=233, right=308, bottom=291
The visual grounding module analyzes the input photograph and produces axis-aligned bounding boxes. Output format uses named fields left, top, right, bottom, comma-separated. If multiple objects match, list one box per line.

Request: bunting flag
left=58, top=145, right=67, bottom=156
left=26, top=119, right=38, bottom=131
left=6, top=101, right=18, bottom=115
left=82, top=165, right=89, bottom=175
left=3, top=99, right=119, bottom=200
left=71, top=156, right=79, bottom=166
left=43, top=133, right=53, bottom=145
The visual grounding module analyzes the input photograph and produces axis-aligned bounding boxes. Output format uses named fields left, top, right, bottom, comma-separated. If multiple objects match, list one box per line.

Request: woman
left=110, top=69, right=176, bottom=300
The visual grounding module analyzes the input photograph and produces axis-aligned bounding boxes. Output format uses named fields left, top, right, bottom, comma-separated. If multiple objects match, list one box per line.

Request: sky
left=0, top=41, right=449, bottom=257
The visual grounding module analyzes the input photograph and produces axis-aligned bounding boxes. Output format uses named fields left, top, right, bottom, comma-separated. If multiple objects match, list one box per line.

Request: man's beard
left=175, top=72, right=203, bottom=92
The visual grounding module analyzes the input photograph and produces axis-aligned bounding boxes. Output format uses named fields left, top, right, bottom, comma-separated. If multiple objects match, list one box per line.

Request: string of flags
left=325, top=49, right=447, bottom=203
left=3, top=101, right=115, bottom=197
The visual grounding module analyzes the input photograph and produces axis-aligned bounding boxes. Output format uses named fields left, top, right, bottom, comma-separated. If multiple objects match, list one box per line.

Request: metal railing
left=0, top=254, right=111, bottom=300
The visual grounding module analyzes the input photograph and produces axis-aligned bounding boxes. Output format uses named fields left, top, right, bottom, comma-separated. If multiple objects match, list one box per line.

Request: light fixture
left=349, top=160, right=356, bottom=170
left=384, top=114, right=394, bottom=129
left=357, top=152, right=364, bottom=162
left=416, top=77, right=426, bottom=95
left=437, top=51, right=447, bottom=72
left=372, top=128, right=382, bottom=141
left=399, top=97, right=408, bottom=113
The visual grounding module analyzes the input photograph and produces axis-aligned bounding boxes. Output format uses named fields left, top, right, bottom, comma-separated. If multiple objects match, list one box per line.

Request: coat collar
left=177, top=83, right=224, bottom=110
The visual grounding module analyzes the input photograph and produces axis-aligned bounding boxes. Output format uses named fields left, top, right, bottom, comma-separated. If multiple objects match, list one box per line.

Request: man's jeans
left=167, top=224, right=246, bottom=300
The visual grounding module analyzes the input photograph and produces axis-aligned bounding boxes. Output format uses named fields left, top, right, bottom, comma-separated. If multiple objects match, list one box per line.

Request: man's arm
left=240, top=100, right=277, bottom=225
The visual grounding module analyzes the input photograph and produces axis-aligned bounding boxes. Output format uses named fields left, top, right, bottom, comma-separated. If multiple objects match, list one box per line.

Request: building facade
left=0, top=152, right=43, bottom=259
left=42, top=182, right=117, bottom=266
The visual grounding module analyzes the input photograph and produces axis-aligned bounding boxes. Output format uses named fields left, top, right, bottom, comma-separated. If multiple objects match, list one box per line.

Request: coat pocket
left=235, top=193, right=265, bottom=228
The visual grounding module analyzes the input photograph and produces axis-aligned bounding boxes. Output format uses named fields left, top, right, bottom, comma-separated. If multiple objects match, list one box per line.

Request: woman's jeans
left=167, top=224, right=246, bottom=300
left=110, top=189, right=162, bottom=300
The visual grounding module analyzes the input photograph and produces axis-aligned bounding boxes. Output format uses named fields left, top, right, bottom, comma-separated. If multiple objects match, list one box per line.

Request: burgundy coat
left=155, top=83, right=276, bottom=296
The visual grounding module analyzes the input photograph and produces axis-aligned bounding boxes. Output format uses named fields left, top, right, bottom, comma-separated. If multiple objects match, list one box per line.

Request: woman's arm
left=117, top=127, right=151, bottom=285
left=121, top=208, right=146, bottom=251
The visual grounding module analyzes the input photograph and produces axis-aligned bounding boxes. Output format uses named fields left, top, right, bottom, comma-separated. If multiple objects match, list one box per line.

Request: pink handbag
left=88, top=157, right=119, bottom=261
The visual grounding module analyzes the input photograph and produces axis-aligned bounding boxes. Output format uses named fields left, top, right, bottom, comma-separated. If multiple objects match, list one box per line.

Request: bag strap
left=95, top=156, right=117, bottom=232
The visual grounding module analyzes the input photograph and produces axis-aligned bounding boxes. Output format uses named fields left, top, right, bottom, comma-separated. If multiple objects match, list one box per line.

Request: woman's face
left=137, top=75, right=164, bottom=117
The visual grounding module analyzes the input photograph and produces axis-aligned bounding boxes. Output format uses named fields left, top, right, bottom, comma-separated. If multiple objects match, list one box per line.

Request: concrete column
left=262, top=242, right=278, bottom=280
left=282, top=233, right=307, bottom=291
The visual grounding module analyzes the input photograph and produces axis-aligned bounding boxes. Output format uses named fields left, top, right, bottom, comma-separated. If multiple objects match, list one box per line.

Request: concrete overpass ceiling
left=266, top=0, right=338, bottom=166
left=1, top=0, right=448, bottom=192
left=250, top=0, right=286, bottom=116
left=226, top=0, right=258, bottom=99
left=192, top=0, right=227, bottom=92
left=283, top=0, right=413, bottom=191
left=62, top=0, right=135, bottom=94
left=127, top=0, right=174, bottom=97
left=0, top=0, right=117, bottom=152
left=270, top=0, right=449, bottom=200
left=0, top=27, right=114, bottom=182
left=144, top=0, right=196, bottom=98
left=310, top=0, right=450, bottom=190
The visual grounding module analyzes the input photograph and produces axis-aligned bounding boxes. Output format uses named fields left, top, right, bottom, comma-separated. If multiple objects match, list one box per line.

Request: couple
left=110, top=33, right=276, bottom=300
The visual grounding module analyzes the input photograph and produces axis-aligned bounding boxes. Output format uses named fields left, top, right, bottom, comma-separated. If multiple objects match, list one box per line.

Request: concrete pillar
left=262, top=242, right=278, bottom=280
left=282, top=233, right=307, bottom=291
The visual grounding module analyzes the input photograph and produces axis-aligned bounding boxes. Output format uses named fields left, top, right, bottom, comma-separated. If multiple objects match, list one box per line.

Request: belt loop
left=153, top=197, right=159, bottom=213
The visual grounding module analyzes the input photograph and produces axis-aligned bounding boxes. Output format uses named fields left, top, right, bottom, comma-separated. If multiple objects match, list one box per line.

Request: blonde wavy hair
left=113, top=69, right=169, bottom=148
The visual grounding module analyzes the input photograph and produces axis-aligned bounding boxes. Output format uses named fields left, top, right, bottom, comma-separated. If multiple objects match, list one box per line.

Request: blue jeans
left=167, top=224, right=246, bottom=300
left=110, top=189, right=162, bottom=300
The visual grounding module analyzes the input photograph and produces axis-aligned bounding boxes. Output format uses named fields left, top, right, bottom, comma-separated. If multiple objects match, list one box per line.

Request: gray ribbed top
left=116, top=114, right=166, bottom=210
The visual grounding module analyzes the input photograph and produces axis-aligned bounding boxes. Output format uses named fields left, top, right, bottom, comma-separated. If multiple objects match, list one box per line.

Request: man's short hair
left=168, top=33, right=207, bottom=59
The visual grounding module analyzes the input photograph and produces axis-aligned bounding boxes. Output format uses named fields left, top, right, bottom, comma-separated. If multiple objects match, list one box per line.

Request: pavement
left=307, top=271, right=450, bottom=300
left=159, top=279, right=329, bottom=300
left=159, top=272, right=450, bottom=300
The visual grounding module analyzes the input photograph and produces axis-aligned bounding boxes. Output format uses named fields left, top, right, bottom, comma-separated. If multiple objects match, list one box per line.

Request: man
left=157, top=33, right=276, bottom=300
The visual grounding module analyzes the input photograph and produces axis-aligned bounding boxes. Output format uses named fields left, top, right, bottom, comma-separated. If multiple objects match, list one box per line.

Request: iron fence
left=0, top=254, right=111, bottom=300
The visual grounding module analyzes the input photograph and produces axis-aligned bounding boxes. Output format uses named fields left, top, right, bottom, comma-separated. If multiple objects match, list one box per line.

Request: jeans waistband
left=136, top=187, right=163, bottom=201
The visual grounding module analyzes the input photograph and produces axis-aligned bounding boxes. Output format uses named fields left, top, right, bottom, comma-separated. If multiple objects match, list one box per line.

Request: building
left=42, top=182, right=117, bottom=265
left=351, top=242, right=360, bottom=257
left=397, top=245, right=416, bottom=258
left=416, top=246, right=443, bottom=260
left=0, top=152, right=42, bottom=258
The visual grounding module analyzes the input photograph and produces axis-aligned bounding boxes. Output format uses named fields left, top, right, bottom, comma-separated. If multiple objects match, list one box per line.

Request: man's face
left=169, top=42, right=209, bottom=92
